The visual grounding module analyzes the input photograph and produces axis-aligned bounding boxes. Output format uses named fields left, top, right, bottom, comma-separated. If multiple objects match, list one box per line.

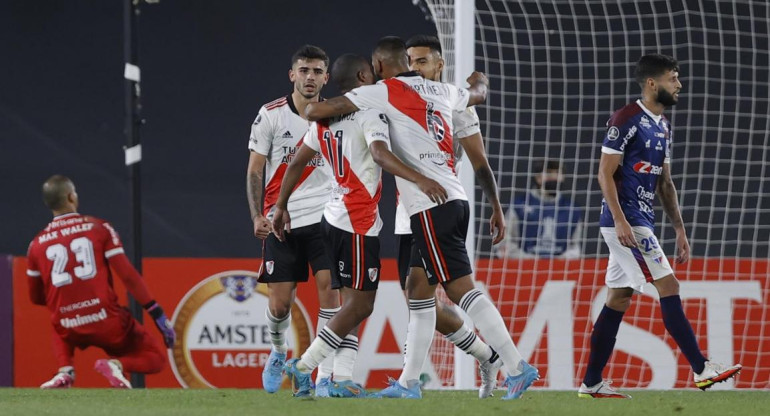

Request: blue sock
left=583, top=305, right=624, bottom=387
left=660, top=295, right=707, bottom=374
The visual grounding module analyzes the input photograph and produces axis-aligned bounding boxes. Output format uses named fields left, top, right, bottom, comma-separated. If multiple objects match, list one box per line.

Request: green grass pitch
left=1, top=389, right=768, bottom=416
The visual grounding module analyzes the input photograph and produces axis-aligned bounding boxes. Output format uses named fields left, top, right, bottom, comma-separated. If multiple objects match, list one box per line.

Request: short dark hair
left=42, top=175, right=74, bottom=210
left=290, top=44, right=329, bottom=68
left=331, top=54, right=371, bottom=92
left=373, top=36, right=407, bottom=58
left=532, top=159, right=560, bottom=174
left=635, top=54, right=679, bottom=86
left=405, top=34, right=442, bottom=55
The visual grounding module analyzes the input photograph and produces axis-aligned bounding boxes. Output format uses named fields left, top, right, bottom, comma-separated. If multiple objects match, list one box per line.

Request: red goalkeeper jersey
left=26, top=213, right=133, bottom=339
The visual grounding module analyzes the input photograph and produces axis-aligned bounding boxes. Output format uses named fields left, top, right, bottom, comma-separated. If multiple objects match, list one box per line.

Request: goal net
left=417, top=0, right=770, bottom=390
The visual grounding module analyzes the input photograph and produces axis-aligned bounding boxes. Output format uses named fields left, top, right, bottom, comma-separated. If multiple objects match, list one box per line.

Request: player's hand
left=271, top=206, right=291, bottom=242
left=615, top=219, right=637, bottom=248
left=675, top=230, right=690, bottom=264
left=467, top=71, right=489, bottom=87
left=416, top=176, right=448, bottom=205
left=489, top=208, right=506, bottom=245
left=252, top=214, right=272, bottom=240
left=146, top=302, right=176, bottom=348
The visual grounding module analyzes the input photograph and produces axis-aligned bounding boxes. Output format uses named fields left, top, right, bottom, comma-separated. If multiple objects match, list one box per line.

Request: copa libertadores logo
left=170, top=270, right=312, bottom=388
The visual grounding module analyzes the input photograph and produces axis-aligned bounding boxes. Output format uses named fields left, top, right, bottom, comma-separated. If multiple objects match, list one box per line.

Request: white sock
left=265, top=309, right=290, bottom=354
left=460, top=289, right=523, bottom=376
left=298, top=326, right=342, bottom=374
left=446, top=324, right=493, bottom=363
left=398, top=298, right=436, bottom=387
left=316, top=307, right=340, bottom=382
left=333, top=335, right=358, bottom=381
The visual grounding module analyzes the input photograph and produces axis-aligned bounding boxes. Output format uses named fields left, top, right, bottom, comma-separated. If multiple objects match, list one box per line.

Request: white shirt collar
left=636, top=99, right=663, bottom=124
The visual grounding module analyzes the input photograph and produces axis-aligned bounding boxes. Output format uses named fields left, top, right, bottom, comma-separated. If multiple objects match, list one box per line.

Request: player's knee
left=654, top=274, right=679, bottom=297
left=435, top=302, right=463, bottom=335
left=268, top=303, right=291, bottom=319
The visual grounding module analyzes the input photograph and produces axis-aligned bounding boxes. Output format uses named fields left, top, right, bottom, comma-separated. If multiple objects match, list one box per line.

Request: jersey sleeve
left=302, top=122, right=321, bottom=152
left=448, top=84, right=471, bottom=112
left=248, top=106, right=273, bottom=156
left=360, top=110, right=391, bottom=147
left=25, top=241, right=41, bottom=278
left=100, top=222, right=125, bottom=259
left=602, top=114, right=636, bottom=155
left=453, top=106, right=481, bottom=139
left=345, top=84, right=388, bottom=112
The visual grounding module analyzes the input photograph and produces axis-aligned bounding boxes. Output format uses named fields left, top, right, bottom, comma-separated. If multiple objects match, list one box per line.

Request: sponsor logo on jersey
left=640, top=115, right=652, bottom=129
left=59, top=308, right=108, bottom=328
left=282, top=131, right=293, bottom=138
left=633, top=160, right=663, bottom=175
left=170, top=271, right=312, bottom=388
left=253, top=114, right=262, bottom=126
left=419, top=151, right=453, bottom=166
left=607, top=126, right=620, bottom=141
left=379, top=113, right=388, bottom=124
left=636, top=185, right=656, bottom=203
left=655, top=140, right=663, bottom=151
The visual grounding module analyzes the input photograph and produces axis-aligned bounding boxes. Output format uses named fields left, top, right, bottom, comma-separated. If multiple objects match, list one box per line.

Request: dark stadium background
left=0, top=0, right=436, bottom=258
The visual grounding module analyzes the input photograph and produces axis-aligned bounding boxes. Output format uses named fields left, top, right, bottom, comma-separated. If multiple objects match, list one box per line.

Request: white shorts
left=600, top=226, right=674, bottom=292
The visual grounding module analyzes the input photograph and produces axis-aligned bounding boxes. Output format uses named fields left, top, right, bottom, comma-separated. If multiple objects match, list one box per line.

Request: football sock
left=446, top=324, right=494, bottom=363
left=398, top=298, right=436, bottom=387
left=298, top=326, right=342, bottom=374
left=660, top=295, right=707, bottom=374
left=583, top=305, right=624, bottom=387
left=333, top=335, right=359, bottom=381
left=266, top=309, right=290, bottom=354
left=460, top=289, right=524, bottom=376
left=316, top=307, right=340, bottom=381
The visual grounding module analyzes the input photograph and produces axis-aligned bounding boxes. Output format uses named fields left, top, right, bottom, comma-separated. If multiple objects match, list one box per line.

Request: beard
left=657, top=88, right=678, bottom=107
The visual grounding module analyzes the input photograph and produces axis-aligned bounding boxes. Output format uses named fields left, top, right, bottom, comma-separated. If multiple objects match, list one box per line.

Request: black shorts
left=257, top=222, right=331, bottom=284
left=396, top=234, right=424, bottom=290
left=410, top=200, right=473, bottom=285
left=321, top=217, right=381, bottom=291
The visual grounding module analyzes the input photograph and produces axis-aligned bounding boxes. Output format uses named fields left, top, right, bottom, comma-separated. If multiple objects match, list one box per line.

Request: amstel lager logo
left=170, top=270, right=312, bottom=388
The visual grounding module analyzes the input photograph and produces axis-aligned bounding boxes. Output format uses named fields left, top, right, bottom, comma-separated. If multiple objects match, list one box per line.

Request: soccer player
left=304, top=36, right=538, bottom=400
left=403, top=34, right=504, bottom=398
left=246, top=45, right=342, bottom=395
left=579, top=54, right=742, bottom=398
left=26, top=175, right=175, bottom=389
left=273, top=53, right=446, bottom=397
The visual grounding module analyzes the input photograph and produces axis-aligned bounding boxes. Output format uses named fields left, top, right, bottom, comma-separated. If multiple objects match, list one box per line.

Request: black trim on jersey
left=286, top=94, right=299, bottom=116
left=396, top=71, right=421, bottom=78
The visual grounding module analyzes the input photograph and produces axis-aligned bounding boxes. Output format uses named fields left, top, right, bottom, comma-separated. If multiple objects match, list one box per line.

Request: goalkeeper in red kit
left=26, top=175, right=176, bottom=389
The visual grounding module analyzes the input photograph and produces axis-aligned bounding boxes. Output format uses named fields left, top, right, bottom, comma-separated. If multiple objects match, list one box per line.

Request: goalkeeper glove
left=144, top=300, right=176, bottom=348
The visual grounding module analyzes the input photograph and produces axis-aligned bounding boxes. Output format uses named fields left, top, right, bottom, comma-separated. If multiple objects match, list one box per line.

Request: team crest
left=219, top=275, right=257, bottom=303
left=425, top=102, right=446, bottom=142
left=368, top=268, right=379, bottom=282
left=265, top=261, right=274, bottom=275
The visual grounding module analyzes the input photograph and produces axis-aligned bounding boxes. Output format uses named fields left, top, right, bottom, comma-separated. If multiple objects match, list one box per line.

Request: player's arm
left=271, top=144, right=318, bottom=241
left=25, top=247, right=46, bottom=305
left=247, top=151, right=271, bottom=239
left=369, top=141, right=447, bottom=204
left=305, top=96, right=360, bottom=121
left=465, top=72, right=489, bottom=107
left=107, top=253, right=176, bottom=347
left=657, top=163, right=690, bottom=263
left=459, top=132, right=505, bottom=244
left=598, top=152, right=635, bottom=248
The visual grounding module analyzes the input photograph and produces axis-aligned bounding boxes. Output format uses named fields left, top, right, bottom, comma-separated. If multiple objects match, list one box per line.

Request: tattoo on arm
left=659, top=177, right=684, bottom=230
left=475, top=165, right=501, bottom=207
left=247, top=170, right=263, bottom=219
